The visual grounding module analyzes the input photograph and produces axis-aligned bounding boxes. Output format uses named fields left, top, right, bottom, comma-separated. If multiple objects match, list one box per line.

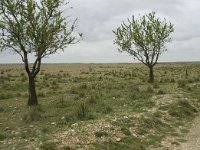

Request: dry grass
left=0, top=63, right=200, bottom=150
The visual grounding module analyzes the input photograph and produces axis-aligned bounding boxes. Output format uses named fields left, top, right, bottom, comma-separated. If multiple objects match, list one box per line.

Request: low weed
left=0, top=134, right=6, bottom=141
left=168, top=100, right=198, bottom=119
left=76, top=102, right=94, bottom=120
left=23, top=106, right=43, bottom=123
left=40, top=141, right=57, bottom=150
left=95, top=131, right=108, bottom=138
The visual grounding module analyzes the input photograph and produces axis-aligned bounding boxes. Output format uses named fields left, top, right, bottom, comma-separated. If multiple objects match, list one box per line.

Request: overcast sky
left=0, top=0, right=200, bottom=63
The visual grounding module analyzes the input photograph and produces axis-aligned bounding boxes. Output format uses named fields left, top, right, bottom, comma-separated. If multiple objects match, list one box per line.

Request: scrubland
left=0, top=63, right=200, bottom=150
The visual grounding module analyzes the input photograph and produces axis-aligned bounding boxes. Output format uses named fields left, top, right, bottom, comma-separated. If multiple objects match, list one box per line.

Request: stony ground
left=1, top=63, right=200, bottom=150
left=171, top=114, right=200, bottom=150
left=151, top=114, right=200, bottom=150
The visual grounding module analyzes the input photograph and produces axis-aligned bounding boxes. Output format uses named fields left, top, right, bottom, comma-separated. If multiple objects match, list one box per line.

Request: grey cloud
left=0, top=0, right=200, bottom=63
left=69, top=0, right=185, bottom=42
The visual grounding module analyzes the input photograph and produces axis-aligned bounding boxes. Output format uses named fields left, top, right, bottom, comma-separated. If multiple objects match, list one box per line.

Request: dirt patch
left=170, top=114, right=200, bottom=150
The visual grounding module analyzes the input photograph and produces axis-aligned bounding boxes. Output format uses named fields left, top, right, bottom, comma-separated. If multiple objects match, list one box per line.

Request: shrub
left=146, top=86, right=154, bottom=93
left=78, top=92, right=86, bottom=98
left=157, top=89, right=166, bottom=95
left=0, top=106, right=5, bottom=112
left=0, top=134, right=6, bottom=141
left=38, top=92, right=46, bottom=97
left=170, top=78, right=175, bottom=83
left=168, top=100, right=198, bottom=119
left=23, top=106, right=43, bottom=123
left=95, top=131, right=108, bottom=138
left=153, top=84, right=159, bottom=89
left=177, top=80, right=186, bottom=88
left=62, top=146, right=73, bottom=150
left=79, top=83, right=88, bottom=89
left=89, top=95, right=98, bottom=104
left=121, top=127, right=132, bottom=136
left=102, top=105, right=113, bottom=114
left=20, top=72, right=25, bottom=76
left=40, top=141, right=56, bottom=150
left=77, top=103, right=94, bottom=120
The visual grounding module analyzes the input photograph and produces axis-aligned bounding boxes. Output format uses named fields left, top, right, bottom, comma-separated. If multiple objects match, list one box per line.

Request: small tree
left=113, top=12, right=174, bottom=82
left=0, top=0, right=81, bottom=106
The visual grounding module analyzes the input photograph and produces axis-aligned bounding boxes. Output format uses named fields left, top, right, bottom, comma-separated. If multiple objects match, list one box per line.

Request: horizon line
left=0, top=61, right=200, bottom=65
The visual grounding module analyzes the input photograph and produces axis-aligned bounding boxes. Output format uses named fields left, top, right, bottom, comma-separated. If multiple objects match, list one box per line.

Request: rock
left=105, top=124, right=111, bottom=128
left=53, top=139, right=59, bottom=143
left=8, top=141, right=12, bottom=144
left=116, top=138, right=121, bottom=142
left=29, top=125, right=34, bottom=128
left=112, top=118, right=117, bottom=122
left=51, top=122, right=56, bottom=125
left=71, top=123, right=78, bottom=127
left=86, top=141, right=91, bottom=145
left=123, top=116, right=129, bottom=119
left=132, top=133, right=137, bottom=137
left=39, top=141, right=43, bottom=146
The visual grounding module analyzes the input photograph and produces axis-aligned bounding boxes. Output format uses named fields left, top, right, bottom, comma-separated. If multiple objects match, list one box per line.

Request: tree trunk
left=149, top=66, right=154, bottom=83
left=28, top=76, right=38, bottom=106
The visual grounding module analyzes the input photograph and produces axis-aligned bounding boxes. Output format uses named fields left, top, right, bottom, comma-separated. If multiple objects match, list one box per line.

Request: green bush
left=77, top=103, right=94, bottom=120
left=0, top=134, right=6, bottom=141
left=40, top=141, right=56, bottom=150
left=95, top=131, right=108, bottom=138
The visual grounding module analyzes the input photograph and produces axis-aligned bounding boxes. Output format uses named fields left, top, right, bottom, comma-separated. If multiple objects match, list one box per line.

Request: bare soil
left=155, top=114, right=200, bottom=150
left=171, top=114, right=200, bottom=150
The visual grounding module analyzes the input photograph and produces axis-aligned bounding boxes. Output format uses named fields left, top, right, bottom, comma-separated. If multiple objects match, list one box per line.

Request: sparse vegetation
left=0, top=63, right=200, bottom=150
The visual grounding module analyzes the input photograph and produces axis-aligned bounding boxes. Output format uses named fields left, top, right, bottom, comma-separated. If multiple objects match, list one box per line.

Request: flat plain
left=0, top=63, right=200, bottom=150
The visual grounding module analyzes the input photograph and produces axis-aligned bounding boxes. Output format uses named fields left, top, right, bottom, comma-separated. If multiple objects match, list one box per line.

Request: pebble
left=132, top=133, right=137, bottom=137
left=116, top=138, right=121, bottom=142
left=123, top=116, right=129, bottom=119
left=113, top=118, right=117, bottom=122
left=71, top=123, right=78, bottom=127
left=51, top=122, right=56, bottom=125
left=53, top=139, right=59, bottom=143
left=29, top=125, right=34, bottom=128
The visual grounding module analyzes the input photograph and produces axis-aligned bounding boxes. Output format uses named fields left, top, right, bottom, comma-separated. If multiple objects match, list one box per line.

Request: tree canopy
left=113, top=12, right=174, bottom=82
left=0, top=0, right=81, bottom=105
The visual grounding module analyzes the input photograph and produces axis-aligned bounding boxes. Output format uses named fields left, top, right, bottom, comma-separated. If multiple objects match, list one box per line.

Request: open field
left=0, top=63, right=200, bottom=150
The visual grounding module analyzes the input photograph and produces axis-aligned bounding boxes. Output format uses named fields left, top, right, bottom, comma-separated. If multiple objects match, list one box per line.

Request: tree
left=113, top=12, right=174, bottom=83
left=0, top=0, right=81, bottom=106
